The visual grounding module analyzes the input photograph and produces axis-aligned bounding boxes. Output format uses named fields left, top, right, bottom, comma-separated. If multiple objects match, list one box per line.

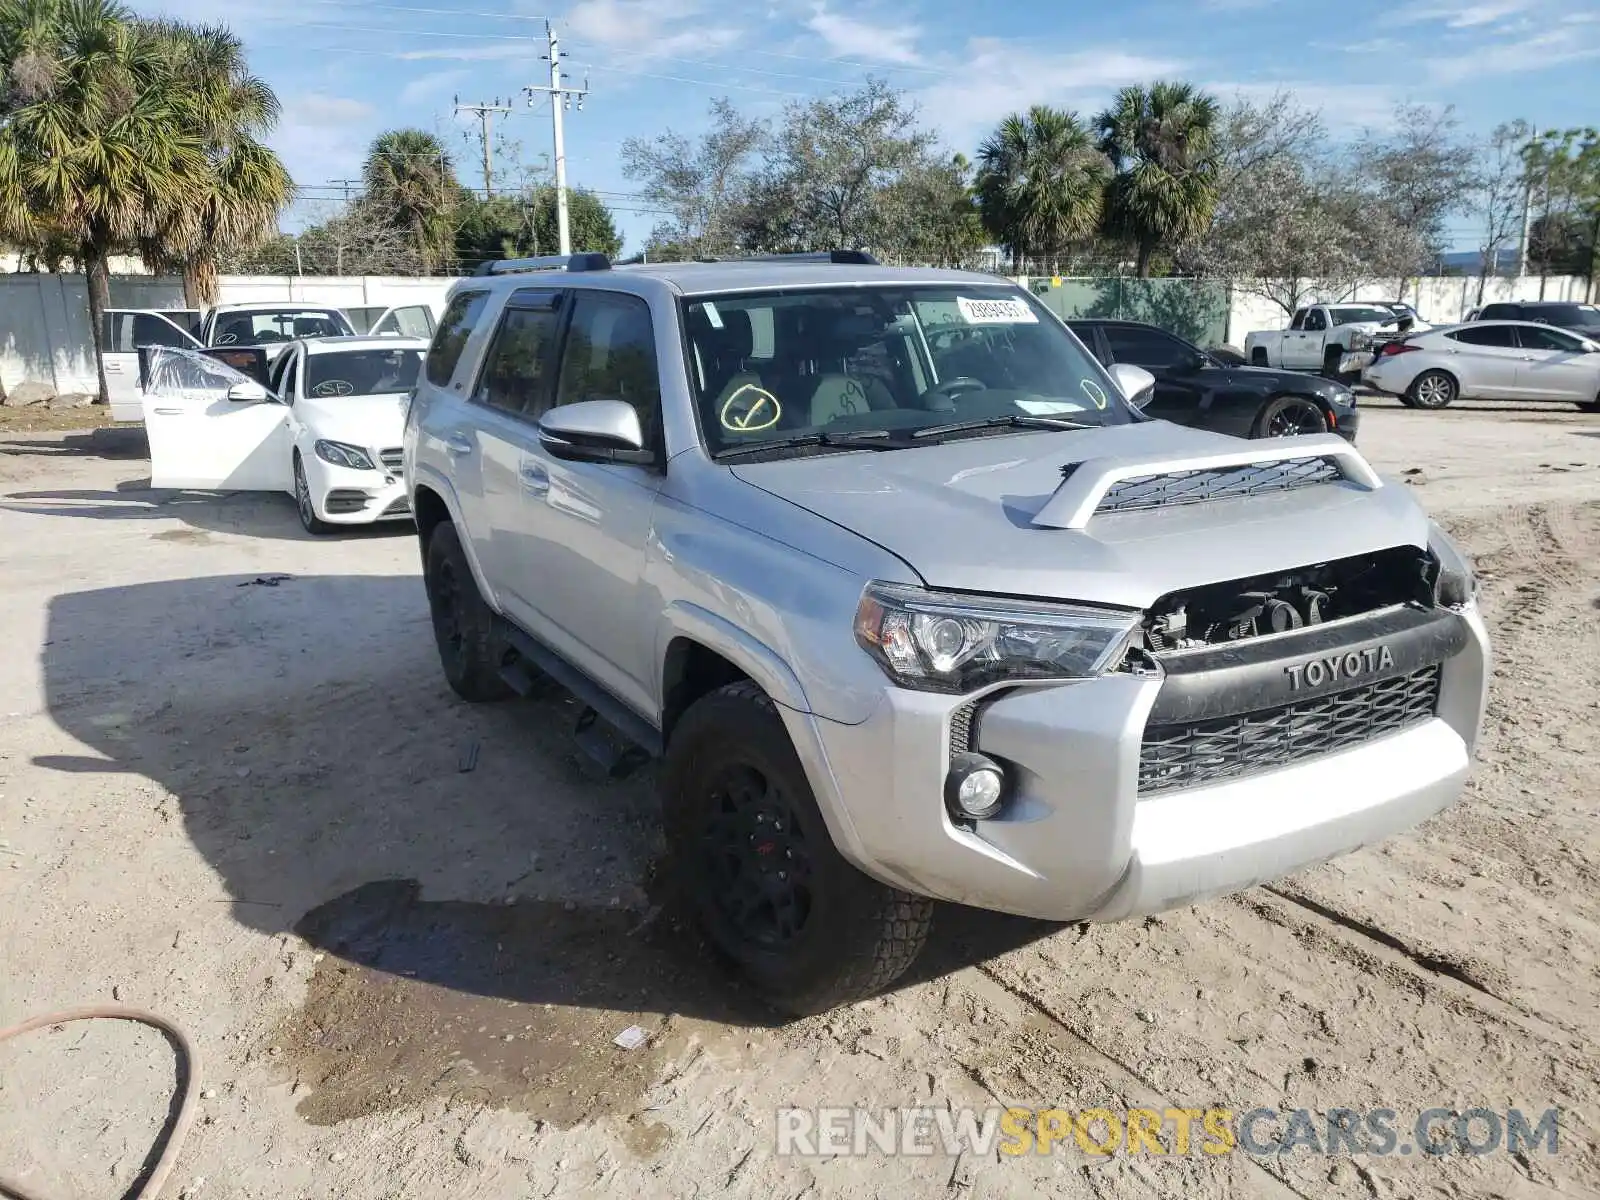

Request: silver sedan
left=1363, top=320, right=1600, bottom=411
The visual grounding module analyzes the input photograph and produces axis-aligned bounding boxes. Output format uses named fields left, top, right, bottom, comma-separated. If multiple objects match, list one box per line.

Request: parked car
left=1472, top=301, right=1600, bottom=335
left=141, top=336, right=429, bottom=532
left=103, top=301, right=437, bottom=420
left=403, top=251, right=1489, bottom=1014
left=1243, top=303, right=1405, bottom=376
left=1362, top=321, right=1600, bottom=411
left=1067, top=319, right=1360, bottom=441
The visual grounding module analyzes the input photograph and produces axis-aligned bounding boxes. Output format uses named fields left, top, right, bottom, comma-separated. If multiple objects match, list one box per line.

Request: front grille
left=1096, top=457, right=1342, bottom=515
left=948, top=701, right=977, bottom=754
left=378, top=447, right=404, bottom=472
left=1138, top=665, right=1441, bottom=794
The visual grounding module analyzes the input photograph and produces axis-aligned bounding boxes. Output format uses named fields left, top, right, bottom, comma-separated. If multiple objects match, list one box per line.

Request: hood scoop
left=1033, top=433, right=1380, bottom=530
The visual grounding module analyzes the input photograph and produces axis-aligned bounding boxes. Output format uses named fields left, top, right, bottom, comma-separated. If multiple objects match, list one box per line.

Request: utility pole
left=455, top=96, right=514, bottom=198
left=525, top=22, right=588, bottom=255
left=330, top=178, right=361, bottom=207
left=1517, top=135, right=1537, bottom=278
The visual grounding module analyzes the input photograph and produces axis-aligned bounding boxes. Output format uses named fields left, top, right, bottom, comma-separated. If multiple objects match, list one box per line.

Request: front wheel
left=1254, top=395, right=1328, bottom=438
left=293, top=454, right=332, bottom=535
left=1408, top=370, right=1457, bottom=410
left=1579, top=395, right=1600, bottom=414
left=661, top=681, right=933, bottom=1015
left=423, top=521, right=513, bottom=702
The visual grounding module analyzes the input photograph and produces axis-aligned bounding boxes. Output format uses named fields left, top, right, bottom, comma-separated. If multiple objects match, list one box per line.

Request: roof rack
left=474, top=252, right=612, bottom=277
left=700, top=250, right=880, bottom=266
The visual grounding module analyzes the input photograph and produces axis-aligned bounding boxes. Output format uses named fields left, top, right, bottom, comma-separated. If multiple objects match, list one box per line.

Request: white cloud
left=394, top=44, right=531, bottom=62
left=270, top=93, right=379, bottom=204
left=561, top=0, right=741, bottom=58
left=805, top=5, right=923, bottom=65
left=1399, top=0, right=1534, bottom=26
left=911, top=40, right=1184, bottom=149
left=399, top=69, right=472, bottom=106
left=1424, top=28, right=1600, bottom=81
left=1206, top=81, right=1402, bottom=131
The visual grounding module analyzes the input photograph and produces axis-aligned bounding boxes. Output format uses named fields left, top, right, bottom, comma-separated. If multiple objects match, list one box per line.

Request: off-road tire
left=661, top=680, right=933, bottom=1015
left=293, top=453, right=333, bottom=536
left=1253, top=395, right=1329, bottom=438
left=423, top=521, right=513, bottom=702
left=1408, top=369, right=1457, bottom=410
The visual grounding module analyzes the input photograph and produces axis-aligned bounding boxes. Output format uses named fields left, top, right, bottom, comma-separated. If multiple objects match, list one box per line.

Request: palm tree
left=975, top=106, right=1109, bottom=274
left=1096, top=82, right=1221, bottom=278
left=363, top=129, right=458, bottom=272
left=137, top=20, right=293, bottom=306
left=0, top=0, right=206, bottom=402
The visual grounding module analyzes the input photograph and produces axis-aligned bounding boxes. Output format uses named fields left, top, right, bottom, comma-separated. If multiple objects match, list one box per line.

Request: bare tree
left=1471, top=119, right=1533, bottom=304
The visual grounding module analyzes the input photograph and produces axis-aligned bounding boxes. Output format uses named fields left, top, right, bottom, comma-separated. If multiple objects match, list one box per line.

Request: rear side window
left=426, top=290, right=489, bottom=387
left=1478, top=304, right=1517, bottom=320
left=1448, top=325, right=1516, bottom=348
left=555, top=292, right=662, bottom=449
left=471, top=298, right=565, bottom=416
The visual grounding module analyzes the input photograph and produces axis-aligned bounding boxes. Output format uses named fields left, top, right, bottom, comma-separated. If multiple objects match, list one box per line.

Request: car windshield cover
left=682, top=285, right=1133, bottom=456
left=1329, top=306, right=1397, bottom=326
left=214, top=309, right=349, bottom=346
left=304, top=349, right=423, bottom=398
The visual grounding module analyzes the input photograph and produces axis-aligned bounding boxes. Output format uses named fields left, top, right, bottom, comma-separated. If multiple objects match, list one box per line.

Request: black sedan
left=1067, top=319, right=1361, bottom=442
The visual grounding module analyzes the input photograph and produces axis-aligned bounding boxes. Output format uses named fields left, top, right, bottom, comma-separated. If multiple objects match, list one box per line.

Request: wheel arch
left=657, top=603, right=812, bottom=740
left=409, top=473, right=500, bottom=613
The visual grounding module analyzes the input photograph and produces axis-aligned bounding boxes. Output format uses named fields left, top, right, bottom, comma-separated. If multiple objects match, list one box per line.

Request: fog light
left=945, top=752, right=1007, bottom=821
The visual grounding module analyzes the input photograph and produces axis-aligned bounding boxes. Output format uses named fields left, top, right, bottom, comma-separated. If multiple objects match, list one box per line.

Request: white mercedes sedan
left=1363, top=320, right=1600, bottom=411
left=141, top=336, right=429, bottom=533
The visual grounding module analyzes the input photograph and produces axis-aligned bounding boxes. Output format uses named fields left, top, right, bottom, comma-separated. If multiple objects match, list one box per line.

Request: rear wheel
left=1254, top=395, right=1328, bottom=438
left=661, top=681, right=932, bottom=1015
left=423, top=521, right=513, bottom=702
left=1408, top=370, right=1457, bottom=410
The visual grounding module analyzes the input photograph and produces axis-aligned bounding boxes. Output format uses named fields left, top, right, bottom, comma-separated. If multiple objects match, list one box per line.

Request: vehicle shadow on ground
left=3, top=481, right=411, bottom=543
left=42, top=574, right=1059, bottom=1037
left=0, top=426, right=148, bottom=459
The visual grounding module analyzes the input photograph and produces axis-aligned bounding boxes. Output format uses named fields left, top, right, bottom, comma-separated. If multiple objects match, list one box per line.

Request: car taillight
left=1378, top=342, right=1420, bottom=357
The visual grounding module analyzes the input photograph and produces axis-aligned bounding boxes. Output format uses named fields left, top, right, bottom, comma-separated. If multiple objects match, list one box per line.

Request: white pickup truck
left=1244, top=303, right=1405, bottom=378
left=102, top=301, right=436, bottom=421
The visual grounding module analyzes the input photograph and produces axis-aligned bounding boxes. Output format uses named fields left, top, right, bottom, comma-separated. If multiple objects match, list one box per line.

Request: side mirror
left=538, top=399, right=651, bottom=464
left=1108, top=363, right=1156, bottom=410
left=226, top=381, right=272, bottom=403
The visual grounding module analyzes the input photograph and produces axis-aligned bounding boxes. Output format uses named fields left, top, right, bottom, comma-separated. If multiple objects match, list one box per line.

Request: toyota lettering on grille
left=1284, top=645, right=1395, bottom=690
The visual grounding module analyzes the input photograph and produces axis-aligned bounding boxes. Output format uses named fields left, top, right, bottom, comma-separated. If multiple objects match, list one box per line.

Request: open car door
left=139, top=346, right=293, bottom=491
left=102, top=310, right=205, bottom=421
left=365, top=303, right=436, bottom=338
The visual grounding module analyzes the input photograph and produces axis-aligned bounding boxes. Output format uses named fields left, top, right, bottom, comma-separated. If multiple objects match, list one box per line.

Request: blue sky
left=135, top=0, right=1600, bottom=253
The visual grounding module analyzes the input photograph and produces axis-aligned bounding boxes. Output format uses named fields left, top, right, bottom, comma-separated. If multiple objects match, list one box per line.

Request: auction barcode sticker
left=956, top=295, right=1038, bottom=325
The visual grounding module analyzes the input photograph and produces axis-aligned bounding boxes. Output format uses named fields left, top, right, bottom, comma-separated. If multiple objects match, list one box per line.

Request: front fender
left=409, top=464, right=501, bottom=615
left=656, top=602, right=811, bottom=713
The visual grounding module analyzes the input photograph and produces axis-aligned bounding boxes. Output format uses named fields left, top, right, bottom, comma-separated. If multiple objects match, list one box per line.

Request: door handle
left=444, top=433, right=474, bottom=455
left=519, top=463, right=550, bottom=495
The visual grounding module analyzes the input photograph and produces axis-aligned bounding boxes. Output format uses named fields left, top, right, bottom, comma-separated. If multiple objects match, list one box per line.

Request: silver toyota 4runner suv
left=404, top=251, right=1490, bottom=1015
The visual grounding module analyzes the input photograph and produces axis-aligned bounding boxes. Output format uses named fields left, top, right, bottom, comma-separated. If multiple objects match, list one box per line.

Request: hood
left=296, top=392, right=409, bottom=451
left=729, top=421, right=1429, bottom=608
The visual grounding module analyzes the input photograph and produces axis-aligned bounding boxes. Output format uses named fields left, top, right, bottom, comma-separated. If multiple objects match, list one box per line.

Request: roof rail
left=474, top=252, right=612, bottom=277
left=736, top=250, right=880, bottom=265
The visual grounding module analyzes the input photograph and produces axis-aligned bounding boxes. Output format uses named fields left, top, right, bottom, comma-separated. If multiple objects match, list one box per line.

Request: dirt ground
left=1, top=400, right=1597, bottom=1200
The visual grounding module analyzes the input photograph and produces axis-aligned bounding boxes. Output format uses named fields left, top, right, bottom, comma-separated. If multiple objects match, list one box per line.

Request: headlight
left=1349, top=331, right=1372, bottom=350
left=314, top=440, right=376, bottom=471
left=853, top=582, right=1139, bottom=694
left=1428, top=522, right=1477, bottom=607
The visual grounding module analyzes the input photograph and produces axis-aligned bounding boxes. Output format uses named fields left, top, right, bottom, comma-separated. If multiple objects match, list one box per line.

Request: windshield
left=682, top=285, right=1131, bottom=456
left=1329, top=306, right=1398, bottom=326
left=213, top=309, right=351, bottom=346
left=1536, top=304, right=1600, bottom=329
left=303, top=349, right=423, bottom=398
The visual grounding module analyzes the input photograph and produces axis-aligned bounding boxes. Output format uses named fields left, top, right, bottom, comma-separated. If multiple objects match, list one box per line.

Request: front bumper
left=783, top=604, right=1490, bottom=922
left=305, top=457, right=412, bottom=524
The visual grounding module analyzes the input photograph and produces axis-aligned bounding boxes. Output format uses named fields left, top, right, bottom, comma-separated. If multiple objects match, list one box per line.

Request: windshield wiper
left=713, top=430, right=897, bottom=460
left=911, top=413, right=1096, bottom=440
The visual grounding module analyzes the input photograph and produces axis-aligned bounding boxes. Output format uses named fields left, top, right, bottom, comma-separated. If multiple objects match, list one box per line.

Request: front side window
left=1303, top=310, right=1327, bottom=331
left=556, top=292, right=662, bottom=451
left=1517, top=325, right=1590, bottom=352
left=303, top=349, right=424, bottom=398
left=425, top=291, right=489, bottom=387
left=1103, top=325, right=1195, bottom=371
left=681, top=286, right=1133, bottom=457
left=472, top=297, right=565, bottom=416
